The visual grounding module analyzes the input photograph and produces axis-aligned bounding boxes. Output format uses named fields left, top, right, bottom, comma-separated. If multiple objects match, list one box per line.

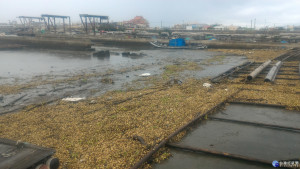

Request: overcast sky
left=1, top=0, right=300, bottom=28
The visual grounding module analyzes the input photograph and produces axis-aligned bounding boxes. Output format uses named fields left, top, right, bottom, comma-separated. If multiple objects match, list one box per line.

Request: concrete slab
left=213, top=103, right=300, bottom=128
left=154, top=104, right=300, bottom=169
left=178, top=120, right=300, bottom=161
left=154, top=149, right=272, bottom=169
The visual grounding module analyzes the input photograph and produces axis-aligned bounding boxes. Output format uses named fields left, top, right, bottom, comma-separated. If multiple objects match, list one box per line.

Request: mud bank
left=0, top=36, right=93, bottom=51
left=2, top=35, right=294, bottom=51
left=90, top=38, right=152, bottom=49
left=202, top=41, right=293, bottom=49
left=89, top=38, right=296, bottom=50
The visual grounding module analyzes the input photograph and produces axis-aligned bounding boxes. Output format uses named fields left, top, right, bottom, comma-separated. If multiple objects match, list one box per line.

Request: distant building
left=287, top=25, right=294, bottom=31
left=123, top=16, right=149, bottom=28
left=173, top=23, right=209, bottom=30
left=201, top=25, right=211, bottom=30
left=186, top=25, right=193, bottom=30
left=212, top=25, right=225, bottom=31
left=226, top=25, right=240, bottom=31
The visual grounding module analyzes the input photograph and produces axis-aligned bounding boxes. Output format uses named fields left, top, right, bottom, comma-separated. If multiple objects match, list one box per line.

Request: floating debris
left=139, top=73, right=151, bottom=77
left=203, top=83, right=212, bottom=88
left=62, top=97, right=85, bottom=102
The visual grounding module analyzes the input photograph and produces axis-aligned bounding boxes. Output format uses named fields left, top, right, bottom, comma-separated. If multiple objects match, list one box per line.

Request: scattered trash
left=89, top=100, right=97, bottom=104
left=139, top=73, right=151, bottom=77
left=62, top=97, right=85, bottom=102
left=203, top=83, right=212, bottom=88
left=225, top=89, right=228, bottom=91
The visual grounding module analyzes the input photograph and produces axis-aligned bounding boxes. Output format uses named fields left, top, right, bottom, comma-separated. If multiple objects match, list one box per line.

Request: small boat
left=150, top=38, right=207, bottom=49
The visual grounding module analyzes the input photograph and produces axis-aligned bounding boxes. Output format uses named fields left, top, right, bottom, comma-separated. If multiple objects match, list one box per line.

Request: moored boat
left=150, top=38, right=207, bottom=49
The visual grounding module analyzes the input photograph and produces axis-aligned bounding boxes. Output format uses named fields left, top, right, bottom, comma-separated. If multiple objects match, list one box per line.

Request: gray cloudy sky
left=1, top=0, right=300, bottom=27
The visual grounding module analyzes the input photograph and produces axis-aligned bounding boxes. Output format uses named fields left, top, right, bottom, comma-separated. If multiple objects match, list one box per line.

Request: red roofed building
left=123, top=16, right=149, bottom=28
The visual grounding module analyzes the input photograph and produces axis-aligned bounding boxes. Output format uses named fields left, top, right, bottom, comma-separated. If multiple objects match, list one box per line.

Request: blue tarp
left=169, top=38, right=186, bottom=47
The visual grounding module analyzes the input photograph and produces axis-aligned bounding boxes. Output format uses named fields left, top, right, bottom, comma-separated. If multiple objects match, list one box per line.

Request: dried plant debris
left=208, top=49, right=288, bottom=61
left=0, top=79, right=237, bottom=169
left=101, top=77, right=114, bottom=84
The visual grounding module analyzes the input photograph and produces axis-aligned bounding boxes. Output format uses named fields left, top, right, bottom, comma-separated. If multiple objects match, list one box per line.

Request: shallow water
left=0, top=46, right=246, bottom=114
left=0, top=47, right=246, bottom=84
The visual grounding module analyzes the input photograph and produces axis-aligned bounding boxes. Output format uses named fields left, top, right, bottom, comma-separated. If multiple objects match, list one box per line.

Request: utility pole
left=161, top=20, right=162, bottom=29
left=254, top=18, right=256, bottom=30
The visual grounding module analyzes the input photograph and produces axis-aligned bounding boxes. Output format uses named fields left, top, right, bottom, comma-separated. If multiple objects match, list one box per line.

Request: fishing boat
left=150, top=38, right=207, bottom=49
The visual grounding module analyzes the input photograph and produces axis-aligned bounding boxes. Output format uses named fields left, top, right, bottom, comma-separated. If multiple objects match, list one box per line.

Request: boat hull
left=149, top=41, right=207, bottom=49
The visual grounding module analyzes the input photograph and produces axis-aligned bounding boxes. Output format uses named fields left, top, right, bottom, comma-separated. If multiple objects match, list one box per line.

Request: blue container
left=169, top=38, right=186, bottom=47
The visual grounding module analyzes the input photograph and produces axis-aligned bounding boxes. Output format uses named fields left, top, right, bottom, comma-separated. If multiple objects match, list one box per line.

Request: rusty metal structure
left=79, top=14, right=109, bottom=35
left=17, top=16, right=44, bottom=28
left=41, top=14, right=71, bottom=34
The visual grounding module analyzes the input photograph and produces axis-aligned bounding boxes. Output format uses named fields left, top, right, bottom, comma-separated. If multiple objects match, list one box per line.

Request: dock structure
left=17, top=16, right=44, bottom=28
left=41, top=14, right=71, bottom=34
left=79, top=14, right=109, bottom=35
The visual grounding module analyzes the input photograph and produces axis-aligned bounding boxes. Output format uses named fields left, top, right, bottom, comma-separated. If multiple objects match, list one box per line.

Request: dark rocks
left=93, top=50, right=110, bottom=57
left=121, top=52, right=130, bottom=56
left=122, top=52, right=146, bottom=59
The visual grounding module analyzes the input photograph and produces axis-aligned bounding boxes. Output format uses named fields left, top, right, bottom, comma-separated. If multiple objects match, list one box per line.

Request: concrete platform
left=154, top=104, right=300, bottom=169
